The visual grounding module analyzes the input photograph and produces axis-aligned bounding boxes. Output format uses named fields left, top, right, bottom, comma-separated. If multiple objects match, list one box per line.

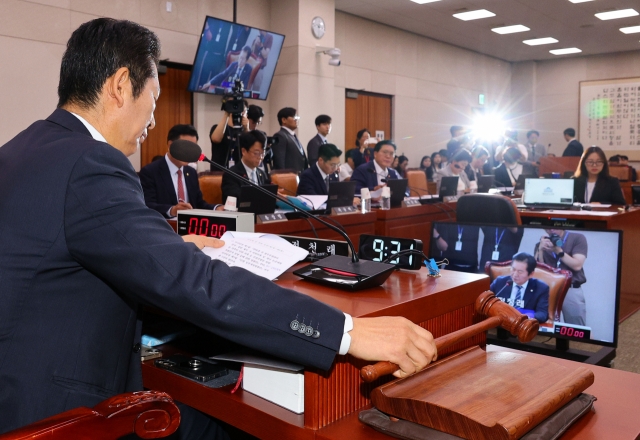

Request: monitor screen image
left=523, top=178, right=574, bottom=205
left=430, top=222, right=621, bottom=347
left=188, top=16, right=285, bottom=100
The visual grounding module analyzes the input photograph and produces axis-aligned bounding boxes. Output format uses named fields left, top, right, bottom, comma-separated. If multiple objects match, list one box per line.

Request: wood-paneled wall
left=344, top=90, right=392, bottom=153
left=141, top=67, right=193, bottom=167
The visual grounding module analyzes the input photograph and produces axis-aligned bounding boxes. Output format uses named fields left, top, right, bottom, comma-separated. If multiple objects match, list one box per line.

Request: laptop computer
left=327, top=180, right=356, bottom=211
left=477, top=175, right=495, bottom=193
left=439, top=176, right=459, bottom=198
left=386, top=178, right=408, bottom=207
left=515, top=174, right=537, bottom=191
left=238, top=184, right=278, bottom=215
left=522, top=178, right=574, bottom=209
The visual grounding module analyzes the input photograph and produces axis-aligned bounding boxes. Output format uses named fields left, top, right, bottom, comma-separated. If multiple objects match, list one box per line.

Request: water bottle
left=380, top=186, right=391, bottom=210
left=361, top=188, right=371, bottom=214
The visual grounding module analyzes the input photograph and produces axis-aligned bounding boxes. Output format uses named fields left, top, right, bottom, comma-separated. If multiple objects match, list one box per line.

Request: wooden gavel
left=360, top=291, right=539, bottom=383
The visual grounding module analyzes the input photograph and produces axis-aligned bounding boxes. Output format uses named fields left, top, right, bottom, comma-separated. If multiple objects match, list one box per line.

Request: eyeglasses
left=585, top=160, right=604, bottom=166
left=248, top=150, right=265, bottom=158
left=378, top=150, right=396, bottom=157
left=326, top=162, right=341, bottom=170
left=290, top=115, right=300, bottom=121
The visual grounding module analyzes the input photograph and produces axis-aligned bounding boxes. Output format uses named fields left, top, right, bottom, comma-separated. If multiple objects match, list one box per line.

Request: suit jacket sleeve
left=307, top=136, right=320, bottom=166
left=186, top=166, right=214, bottom=210
left=221, top=170, right=242, bottom=203
left=271, top=131, right=287, bottom=170
left=65, top=145, right=344, bottom=371
left=139, top=164, right=172, bottom=218
left=211, top=62, right=236, bottom=86
left=297, top=169, right=318, bottom=195
left=607, top=178, right=627, bottom=205
left=351, top=165, right=371, bottom=194
left=533, top=281, right=550, bottom=323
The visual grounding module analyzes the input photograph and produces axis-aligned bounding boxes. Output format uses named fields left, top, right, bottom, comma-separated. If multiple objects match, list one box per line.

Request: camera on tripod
left=221, top=79, right=247, bottom=129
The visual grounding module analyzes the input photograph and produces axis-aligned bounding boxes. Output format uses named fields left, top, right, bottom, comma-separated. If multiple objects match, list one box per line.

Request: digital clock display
left=553, top=324, right=591, bottom=341
left=177, top=214, right=237, bottom=238
left=358, top=234, right=423, bottom=270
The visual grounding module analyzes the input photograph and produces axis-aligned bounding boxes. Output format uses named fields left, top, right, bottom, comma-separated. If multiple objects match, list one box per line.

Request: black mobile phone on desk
left=155, top=355, right=228, bottom=382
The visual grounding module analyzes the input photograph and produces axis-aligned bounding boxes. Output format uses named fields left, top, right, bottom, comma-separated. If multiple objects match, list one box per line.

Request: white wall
left=511, top=51, right=640, bottom=160
left=334, top=11, right=512, bottom=168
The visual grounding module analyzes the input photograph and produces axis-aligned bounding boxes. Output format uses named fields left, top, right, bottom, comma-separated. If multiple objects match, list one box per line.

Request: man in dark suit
left=0, top=18, right=437, bottom=437
left=307, top=114, right=332, bottom=167
left=202, top=45, right=253, bottom=91
left=297, top=143, right=341, bottom=195
left=272, top=107, right=309, bottom=174
left=351, top=140, right=400, bottom=194
left=490, top=253, right=550, bottom=323
left=139, top=124, right=214, bottom=218
left=221, top=130, right=271, bottom=203
left=562, top=128, right=584, bottom=157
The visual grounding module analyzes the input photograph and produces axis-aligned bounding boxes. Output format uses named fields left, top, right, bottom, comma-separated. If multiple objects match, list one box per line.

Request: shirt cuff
left=338, top=313, right=354, bottom=355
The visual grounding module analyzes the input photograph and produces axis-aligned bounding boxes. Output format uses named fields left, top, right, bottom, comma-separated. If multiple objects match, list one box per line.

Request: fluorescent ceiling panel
left=569, top=0, right=594, bottom=3
left=620, top=25, right=640, bottom=34
left=410, top=0, right=442, bottom=3
left=550, top=47, right=582, bottom=55
left=523, top=37, right=559, bottom=46
left=492, top=25, right=530, bottom=34
left=595, top=9, right=638, bottom=20
left=453, top=9, right=496, bottom=21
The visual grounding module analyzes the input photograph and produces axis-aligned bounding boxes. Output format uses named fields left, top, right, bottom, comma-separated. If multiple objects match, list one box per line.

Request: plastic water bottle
left=380, top=186, right=391, bottom=210
left=361, top=188, right=371, bottom=214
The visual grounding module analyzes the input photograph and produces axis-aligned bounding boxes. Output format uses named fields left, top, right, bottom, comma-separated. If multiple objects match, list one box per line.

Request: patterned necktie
left=514, top=285, right=523, bottom=307
left=293, top=134, right=305, bottom=155
left=177, top=169, right=185, bottom=202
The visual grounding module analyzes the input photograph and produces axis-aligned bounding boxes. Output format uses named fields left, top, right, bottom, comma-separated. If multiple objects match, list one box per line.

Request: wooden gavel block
left=361, top=291, right=539, bottom=383
left=360, top=291, right=595, bottom=440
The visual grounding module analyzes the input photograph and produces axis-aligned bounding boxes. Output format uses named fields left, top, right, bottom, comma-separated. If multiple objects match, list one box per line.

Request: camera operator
left=534, top=229, right=588, bottom=325
left=209, top=97, right=249, bottom=167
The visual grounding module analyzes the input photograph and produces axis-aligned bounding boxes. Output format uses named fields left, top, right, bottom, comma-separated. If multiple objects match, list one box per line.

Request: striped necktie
left=177, top=169, right=185, bottom=202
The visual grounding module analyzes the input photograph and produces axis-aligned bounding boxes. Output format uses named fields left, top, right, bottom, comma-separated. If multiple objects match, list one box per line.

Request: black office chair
left=456, top=193, right=521, bottom=226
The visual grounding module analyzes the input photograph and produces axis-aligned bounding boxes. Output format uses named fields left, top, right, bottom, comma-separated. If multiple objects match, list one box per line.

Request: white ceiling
left=335, top=0, right=640, bottom=62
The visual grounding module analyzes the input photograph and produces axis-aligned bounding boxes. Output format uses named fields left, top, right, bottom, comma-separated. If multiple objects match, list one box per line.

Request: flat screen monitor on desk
left=429, top=221, right=621, bottom=349
left=238, top=184, right=278, bottom=215
left=523, top=178, right=574, bottom=209
left=477, top=175, right=495, bottom=193
left=386, top=178, right=408, bottom=207
left=327, top=181, right=356, bottom=211
left=439, top=176, right=459, bottom=198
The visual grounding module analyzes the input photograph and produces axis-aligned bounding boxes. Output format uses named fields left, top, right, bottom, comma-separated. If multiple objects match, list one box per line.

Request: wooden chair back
left=198, top=171, right=224, bottom=205
left=406, top=169, right=430, bottom=196
left=609, top=165, right=631, bottom=181
left=225, top=51, right=261, bottom=90
left=0, top=391, right=179, bottom=440
left=270, top=171, right=299, bottom=196
left=485, top=260, right=572, bottom=322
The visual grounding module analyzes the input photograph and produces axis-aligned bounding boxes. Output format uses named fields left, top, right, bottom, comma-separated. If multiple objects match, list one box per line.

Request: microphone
left=170, top=140, right=395, bottom=290
left=494, top=280, right=512, bottom=298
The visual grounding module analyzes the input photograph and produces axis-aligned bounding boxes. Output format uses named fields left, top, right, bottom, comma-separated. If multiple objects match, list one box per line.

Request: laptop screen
left=523, top=178, right=574, bottom=205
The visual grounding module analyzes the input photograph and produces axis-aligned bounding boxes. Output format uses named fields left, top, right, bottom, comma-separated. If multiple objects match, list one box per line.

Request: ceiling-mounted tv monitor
left=188, top=16, right=285, bottom=101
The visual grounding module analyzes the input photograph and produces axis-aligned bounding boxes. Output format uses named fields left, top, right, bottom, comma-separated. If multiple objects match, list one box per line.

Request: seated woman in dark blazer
left=572, top=145, right=626, bottom=205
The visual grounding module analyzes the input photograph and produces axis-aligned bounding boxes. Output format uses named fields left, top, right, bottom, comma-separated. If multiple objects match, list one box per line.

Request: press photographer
left=209, top=79, right=250, bottom=167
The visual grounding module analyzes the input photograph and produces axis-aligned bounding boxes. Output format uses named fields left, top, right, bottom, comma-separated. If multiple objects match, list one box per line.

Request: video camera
left=221, top=79, right=246, bottom=129
left=546, top=233, right=564, bottom=247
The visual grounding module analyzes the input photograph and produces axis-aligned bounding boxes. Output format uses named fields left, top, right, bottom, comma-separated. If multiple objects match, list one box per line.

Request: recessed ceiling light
left=492, top=25, right=530, bottom=34
left=550, top=47, right=582, bottom=55
left=569, top=0, right=595, bottom=3
left=523, top=37, right=559, bottom=46
left=620, top=25, right=640, bottom=34
left=410, top=0, right=442, bottom=3
left=595, top=9, right=639, bottom=20
left=453, top=9, right=496, bottom=21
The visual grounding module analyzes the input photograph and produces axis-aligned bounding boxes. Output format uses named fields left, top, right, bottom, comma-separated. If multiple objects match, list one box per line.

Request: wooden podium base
left=371, top=346, right=594, bottom=440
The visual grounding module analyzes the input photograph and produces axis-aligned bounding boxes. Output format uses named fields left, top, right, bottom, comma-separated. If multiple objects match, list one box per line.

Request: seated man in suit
left=201, top=45, right=253, bottom=91
left=139, top=124, right=214, bottom=218
left=307, top=114, right=332, bottom=167
left=351, top=140, right=400, bottom=194
left=221, top=130, right=271, bottom=203
left=490, top=252, right=550, bottom=323
left=297, top=143, right=341, bottom=195
left=271, top=107, right=309, bottom=174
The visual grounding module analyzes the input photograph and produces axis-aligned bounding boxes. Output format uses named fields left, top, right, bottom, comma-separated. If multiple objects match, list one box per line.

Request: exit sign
left=478, top=94, right=485, bottom=105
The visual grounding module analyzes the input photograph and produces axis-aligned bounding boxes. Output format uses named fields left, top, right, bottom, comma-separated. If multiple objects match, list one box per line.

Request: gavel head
left=476, top=291, right=539, bottom=342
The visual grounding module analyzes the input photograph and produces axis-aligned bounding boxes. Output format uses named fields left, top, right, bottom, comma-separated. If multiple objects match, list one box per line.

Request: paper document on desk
left=370, top=188, right=383, bottom=199
left=297, top=195, right=328, bottom=210
left=542, top=210, right=617, bottom=216
left=202, top=232, right=308, bottom=280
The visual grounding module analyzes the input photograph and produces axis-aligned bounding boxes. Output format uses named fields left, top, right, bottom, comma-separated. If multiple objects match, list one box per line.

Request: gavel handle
left=360, top=316, right=502, bottom=383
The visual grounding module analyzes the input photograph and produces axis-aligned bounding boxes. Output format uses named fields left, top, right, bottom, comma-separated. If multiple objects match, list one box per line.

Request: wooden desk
left=539, top=157, right=580, bottom=176
left=142, top=267, right=490, bottom=439
left=315, top=345, right=640, bottom=440
left=519, top=207, right=640, bottom=321
left=375, top=203, right=456, bottom=252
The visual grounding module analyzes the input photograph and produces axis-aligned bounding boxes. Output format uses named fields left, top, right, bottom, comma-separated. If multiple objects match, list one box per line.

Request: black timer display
left=358, top=234, right=423, bottom=270
left=177, top=213, right=237, bottom=238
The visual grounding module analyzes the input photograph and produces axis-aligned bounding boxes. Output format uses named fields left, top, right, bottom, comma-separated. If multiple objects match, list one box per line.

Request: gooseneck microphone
left=494, top=280, right=512, bottom=298
left=170, top=140, right=396, bottom=290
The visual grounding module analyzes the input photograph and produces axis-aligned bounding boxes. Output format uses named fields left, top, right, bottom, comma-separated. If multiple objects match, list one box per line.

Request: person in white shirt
left=434, top=149, right=472, bottom=194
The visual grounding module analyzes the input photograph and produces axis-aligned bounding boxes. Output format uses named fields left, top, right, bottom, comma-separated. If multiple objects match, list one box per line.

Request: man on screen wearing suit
left=221, top=130, right=271, bottom=203
left=307, top=114, right=332, bottom=167
left=351, top=140, right=400, bottom=194
left=0, top=18, right=438, bottom=438
left=139, top=124, right=214, bottom=218
left=490, top=253, right=550, bottom=323
left=297, top=143, right=341, bottom=195
left=271, top=107, right=309, bottom=174
left=562, top=128, right=584, bottom=157
left=201, top=45, right=253, bottom=92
